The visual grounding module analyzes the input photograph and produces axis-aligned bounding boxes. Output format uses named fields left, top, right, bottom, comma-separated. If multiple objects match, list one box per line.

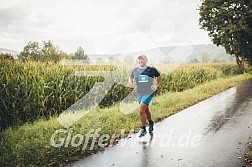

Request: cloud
left=0, top=0, right=211, bottom=54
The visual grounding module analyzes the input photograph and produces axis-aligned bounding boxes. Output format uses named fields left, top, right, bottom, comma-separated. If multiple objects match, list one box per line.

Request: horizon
left=1, top=43, right=216, bottom=56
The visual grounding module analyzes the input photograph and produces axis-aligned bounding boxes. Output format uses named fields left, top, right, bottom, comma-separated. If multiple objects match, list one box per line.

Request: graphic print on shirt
left=138, top=75, right=149, bottom=83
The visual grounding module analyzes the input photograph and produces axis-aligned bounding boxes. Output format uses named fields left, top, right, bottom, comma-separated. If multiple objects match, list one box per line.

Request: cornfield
left=0, top=60, right=241, bottom=130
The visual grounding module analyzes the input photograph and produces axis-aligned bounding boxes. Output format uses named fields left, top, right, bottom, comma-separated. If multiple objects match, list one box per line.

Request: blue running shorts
left=137, top=93, right=154, bottom=106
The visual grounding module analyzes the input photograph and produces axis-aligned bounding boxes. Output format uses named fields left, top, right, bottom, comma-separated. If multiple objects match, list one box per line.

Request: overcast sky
left=0, top=0, right=211, bottom=54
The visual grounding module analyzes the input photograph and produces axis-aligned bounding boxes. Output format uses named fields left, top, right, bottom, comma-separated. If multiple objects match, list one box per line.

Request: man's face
left=138, top=57, right=147, bottom=67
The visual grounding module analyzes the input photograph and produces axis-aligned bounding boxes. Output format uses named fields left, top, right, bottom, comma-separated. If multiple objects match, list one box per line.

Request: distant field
left=0, top=60, right=244, bottom=130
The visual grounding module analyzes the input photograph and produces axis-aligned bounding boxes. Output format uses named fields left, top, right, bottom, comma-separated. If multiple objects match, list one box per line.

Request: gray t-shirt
left=130, top=66, right=160, bottom=95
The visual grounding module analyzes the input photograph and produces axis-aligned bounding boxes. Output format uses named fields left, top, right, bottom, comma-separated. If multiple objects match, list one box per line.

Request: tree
left=72, top=46, right=89, bottom=61
left=18, top=40, right=63, bottom=63
left=41, top=40, right=61, bottom=63
left=18, top=41, right=41, bottom=62
left=0, top=53, right=14, bottom=60
left=163, top=56, right=172, bottom=64
left=96, top=57, right=104, bottom=64
left=199, top=0, right=252, bottom=70
left=201, top=51, right=209, bottom=63
left=212, top=57, right=222, bottom=63
left=108, top=56, right=115, bottom=63
left=190, top=58, right=199, bottom=63
left=59, top=51, right=69, bottom=60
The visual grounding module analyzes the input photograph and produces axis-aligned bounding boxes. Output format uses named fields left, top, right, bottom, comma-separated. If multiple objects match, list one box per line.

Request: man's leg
left=145, top=106, right=154, bottom=134
left=138, top=95, right=154, bottom=137
left=145, top=106, right=151, bottom=121
left=139, top=103, right=148, bottom=127
left=138, top=102, right=148, bottom=137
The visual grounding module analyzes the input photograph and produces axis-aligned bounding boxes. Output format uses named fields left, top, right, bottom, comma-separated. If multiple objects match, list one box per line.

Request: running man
left=128, top=54, right=161, bottom=137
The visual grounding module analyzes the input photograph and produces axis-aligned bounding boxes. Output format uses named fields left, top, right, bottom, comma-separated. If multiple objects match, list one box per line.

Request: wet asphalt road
left=68, top=79, right=252, bottom=167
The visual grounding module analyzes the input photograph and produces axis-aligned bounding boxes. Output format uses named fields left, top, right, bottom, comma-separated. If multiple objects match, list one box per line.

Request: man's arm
left=128, top=76, right=133, bottom=83
left=128, top=76, right=136, bottom=88
left=155, top=76, right=161, bottom=86
left=153, top=67, right=161, bottom=86
left=151, top=76, right=161, bottom=91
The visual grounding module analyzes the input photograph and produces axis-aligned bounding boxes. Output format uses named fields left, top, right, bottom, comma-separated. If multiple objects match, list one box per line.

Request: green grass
left=246, top=144, right=252, bottom=167
left=0, top=73, right=251, bottom=166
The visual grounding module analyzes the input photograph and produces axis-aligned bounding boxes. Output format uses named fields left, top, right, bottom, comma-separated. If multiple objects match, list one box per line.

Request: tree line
left=1, top=40, right=89, bottom=63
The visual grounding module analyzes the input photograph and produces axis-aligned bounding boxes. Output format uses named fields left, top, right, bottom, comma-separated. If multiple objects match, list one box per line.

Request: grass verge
left=0, top=73, right=251, bottom=166
left=246, top=143, right=252, bottom=167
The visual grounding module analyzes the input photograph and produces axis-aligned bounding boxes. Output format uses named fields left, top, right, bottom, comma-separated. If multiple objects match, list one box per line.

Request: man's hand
left=151, top=84, right=158, bottom=91
left=129, top=81, right=136, bottom=88
left=128, top=77, right=136, bottom=88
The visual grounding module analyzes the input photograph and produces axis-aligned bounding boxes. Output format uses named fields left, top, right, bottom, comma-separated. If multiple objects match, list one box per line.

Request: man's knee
left=139, top=103, right=148, bottom=115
